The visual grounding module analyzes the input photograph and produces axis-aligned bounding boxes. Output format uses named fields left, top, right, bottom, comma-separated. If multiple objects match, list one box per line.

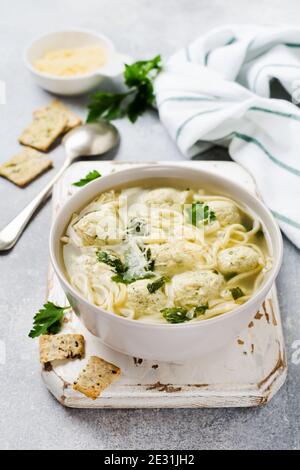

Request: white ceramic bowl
left=50, top=165, right=283, bottom=362
left=24, top=29, right=132, bottom=96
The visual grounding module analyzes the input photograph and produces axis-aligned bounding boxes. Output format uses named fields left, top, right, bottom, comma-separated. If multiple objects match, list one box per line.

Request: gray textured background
left=0, top=0, right=300, bottom=450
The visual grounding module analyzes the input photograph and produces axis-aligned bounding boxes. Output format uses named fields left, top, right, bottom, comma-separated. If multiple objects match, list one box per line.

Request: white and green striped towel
left=155, top=25, right=300, bottom=247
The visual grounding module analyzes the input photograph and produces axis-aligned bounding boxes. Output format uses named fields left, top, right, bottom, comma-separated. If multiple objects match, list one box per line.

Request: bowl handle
left=99, top=52, right=133, bottom=77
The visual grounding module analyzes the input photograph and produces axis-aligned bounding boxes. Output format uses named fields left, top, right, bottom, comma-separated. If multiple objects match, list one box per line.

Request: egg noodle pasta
left=62, top=186, right=272, bottom=324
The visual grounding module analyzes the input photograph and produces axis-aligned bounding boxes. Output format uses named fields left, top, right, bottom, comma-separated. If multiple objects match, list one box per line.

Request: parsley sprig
left=28, top=302, right=69, bottom=338
left=87, top=55, right=162, bottom=123
left=96, top=251, right=125, bottom=274
left=162, top=304, right=209, bottom=324
left=112, top=272, right=154, bottom=285
left=161, top=307, right=190, bottom=324
left=73, top=170, right=101, bottom=187
left=96, top=249, right=155, bottom=284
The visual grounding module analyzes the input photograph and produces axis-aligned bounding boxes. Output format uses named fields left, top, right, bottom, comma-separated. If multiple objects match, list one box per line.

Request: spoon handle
left=0, top=159, right=71, bottom=251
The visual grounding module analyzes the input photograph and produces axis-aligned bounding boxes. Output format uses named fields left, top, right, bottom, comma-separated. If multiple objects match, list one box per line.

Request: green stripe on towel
left=175, top=107, right=223, bottom=142
left=204, top=37, right=236, bottom=65
left=285, top=43, right=300, bottom=48
left=249, top=106, right=300, bottom=122
left=161, top=101, right=300, bottom=123
left=158, top=95, right=223, bottom=108
left=234, top=132, right=300, bottom=177
left=272, top=210, right=300, bottom=230
left=176, top=112, right=300, bottom=177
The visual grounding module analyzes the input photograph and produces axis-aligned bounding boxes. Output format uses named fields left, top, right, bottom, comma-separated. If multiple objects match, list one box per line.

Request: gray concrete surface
left=0, top=0, right=300, bottom=450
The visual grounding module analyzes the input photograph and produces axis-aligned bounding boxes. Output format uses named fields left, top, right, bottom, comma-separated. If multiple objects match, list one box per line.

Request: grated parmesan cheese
left=34, top=46, right=107, bottom=77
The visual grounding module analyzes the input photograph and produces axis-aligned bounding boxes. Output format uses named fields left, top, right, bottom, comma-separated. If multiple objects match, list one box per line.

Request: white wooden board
left=43, top=161, right=287, bottom=408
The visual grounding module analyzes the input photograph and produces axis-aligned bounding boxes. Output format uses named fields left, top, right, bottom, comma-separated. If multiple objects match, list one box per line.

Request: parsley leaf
left=28, top=302, right=69, bottom=338
left=96, top=249, right=155, bottom=284
left=124, top=56, right=162, bottom=87
left=112, top=272, right=154, bottom=285
left=86, top=92, right=130, bottom=122
left=187, top=202, right=216, bottom=226
left=86, top=55, right=162, bottom=123
left=73, top=170, right=101, bottom=187
left=96, top=250, right=126, bottom=274
left=194, top=304, right=209, bottom=316
left=230, top=287, right=245, bottom=300
left=147, top=276, right=168, bottom=294
left=161, top=307, right=190, bottom=324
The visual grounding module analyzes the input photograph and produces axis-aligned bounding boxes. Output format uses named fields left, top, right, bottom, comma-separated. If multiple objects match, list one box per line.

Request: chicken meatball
left=217, top=245, right=260, bottom=274
left=148, top=241, right=203, bottom=276
left=73, top=205, right=123, bottom=246
left=172, top=270, right=224, bottom=308
left=126, top=279, right=167, bottom=317
left=143, top=187, right=189, bottom=206
left=207, top=200, right=241, bottom=226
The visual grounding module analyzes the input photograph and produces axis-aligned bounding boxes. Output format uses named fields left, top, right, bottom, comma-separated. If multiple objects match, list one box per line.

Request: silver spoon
left=0, top=122, right=119, bottom=251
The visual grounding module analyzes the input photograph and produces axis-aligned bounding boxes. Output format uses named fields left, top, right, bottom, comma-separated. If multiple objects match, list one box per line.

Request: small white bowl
left=24, top=29, right=132, bottom=96
left=50, top=165, right=283, bottom=362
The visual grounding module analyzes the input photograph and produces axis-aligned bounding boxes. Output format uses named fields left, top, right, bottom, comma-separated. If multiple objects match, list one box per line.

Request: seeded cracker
left=19, top=106, right=67, bottom=151
left=0, top=147, right=52, bottom=186
left=39, top=334, right=85, bottom=363
left=73, top=356, right=121, bottom=399
left=34, top=100, right=82, bottom=132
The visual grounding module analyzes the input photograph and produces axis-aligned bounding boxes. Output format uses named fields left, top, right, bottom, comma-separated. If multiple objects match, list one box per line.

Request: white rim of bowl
left=23, top=28, right=116, bottom=81
left=49, top=164, right=283, bottom=330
